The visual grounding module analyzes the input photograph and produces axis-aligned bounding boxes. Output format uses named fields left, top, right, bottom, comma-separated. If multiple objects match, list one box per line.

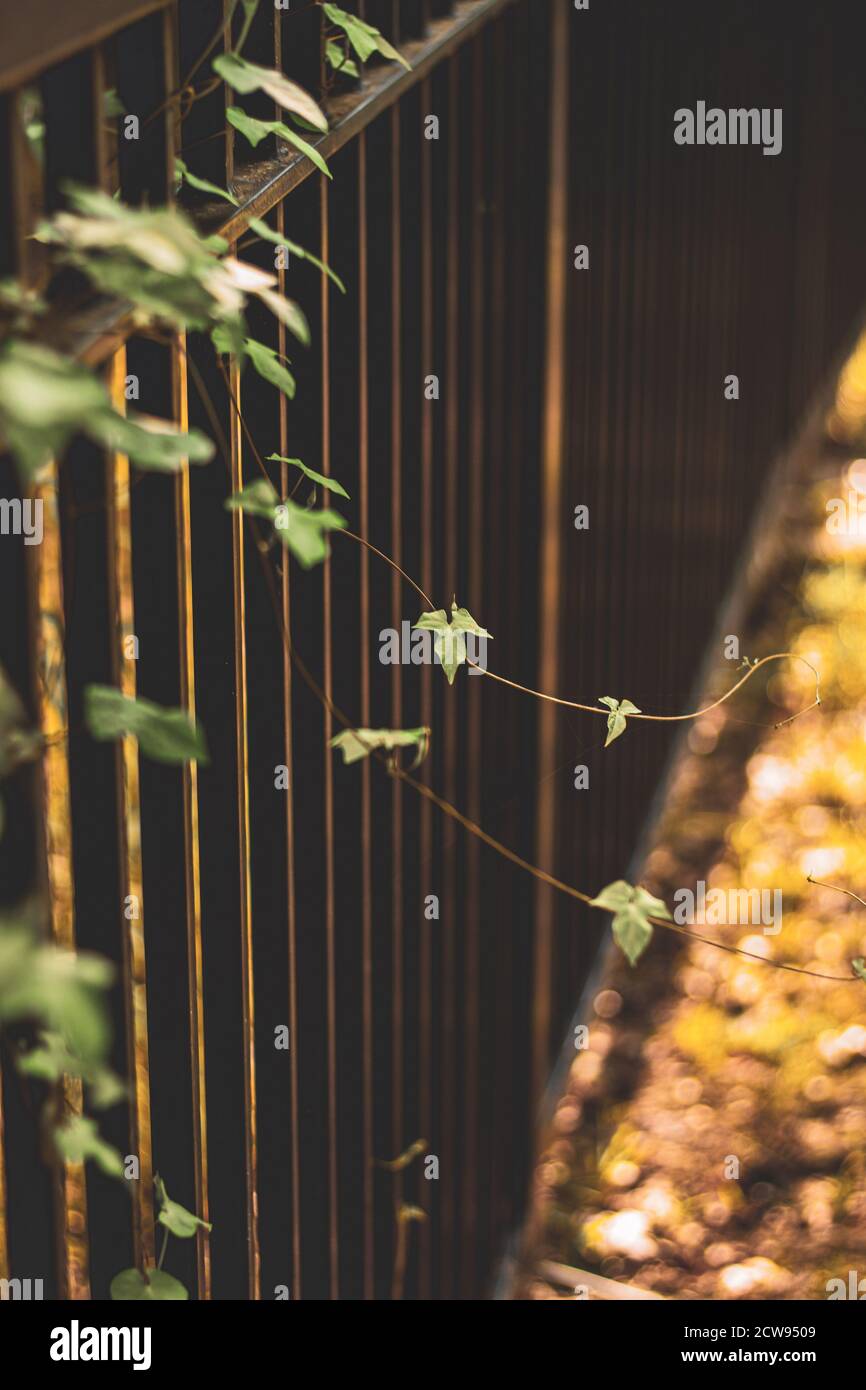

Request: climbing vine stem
left=195, top=363, right=853, bottom=984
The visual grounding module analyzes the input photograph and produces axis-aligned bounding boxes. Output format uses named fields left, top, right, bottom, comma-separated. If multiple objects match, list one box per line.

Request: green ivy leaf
left=213, top=53, right=328, bottom=130
left=598, top=695, right=641, bottom=747
left=103, top=88, right=126, bottom=118
left=246, top=216, right=345, bottom=292
left=16, top=1030, right=127, bottom=1108
left=266, top=453, right=349, bottom=498
left=55, top=1115, right=123, bottom=1178
left=226, top=477, right=279, bottom=518
left=0, top=340, right=110, bottom=481
left=36, top=185, right=243, bottom=335
left=85, top=687, right=208, bottom=765
left=330, top=726, right=429, bottom=768
left=255, top=285, right=310, bottom=346
left=590, top=880, right=670, bottom=966
left=852, top=958, right=866, bottom=983
left=89, top=410, right=215, bottom=471
left=155, top=1174, right=212, bottom=1239
left=322, top=3, right=410, bottom=70
left=0, top=340, right=213, bottom=480
left=0, top=918, right=114, bottom=1067
left=414, top=600, right=492, bottom=685
left=174, top=157, right=238, bottom=207
left=226, top=483, right=346, bottom=569
left=325, top=39, right=360, bottom=78
left=111, top=1268, right=188, bottom=1301
left=227, top=107, right=332, bottom=180
left=235, top=338, right=296, bottom=400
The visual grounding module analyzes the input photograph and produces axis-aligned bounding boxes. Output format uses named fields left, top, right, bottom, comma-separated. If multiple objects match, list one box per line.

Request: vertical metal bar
left=357, top=130, right=375, bottom=1303
left=460, top=34, right=484, bottom=1300
left=29, top=480, right=90, bottom=1300
left=487, top=11, right=507, bottom=1260
left=164, top=0, right=211, bottom=1301
left=276, top=202, right=302, bottom=1307
left=389, top=99, right=405, bottom=1299
left=94, top=38, right=157, bottom=1279
left=105, top=347, right=156, bottom=1273
left=172, top=334, right=211, bottom=1300
left=417, top=70, right=434, bottom=1303
left=271, top=3, right=301, bottom=1303
left=12, top=80, right=90, bottom=1301
left=228, top=354, right=261, bottom=1300
left=531, top=0, right=570, bottom=1106
left=440, top=52, right=459, bottom=1299
left=320, top=178, right=339, bottom=1302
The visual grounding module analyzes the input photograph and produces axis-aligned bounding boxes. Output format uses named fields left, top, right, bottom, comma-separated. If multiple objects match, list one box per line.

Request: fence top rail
left=34, top=0, right=516, bottom=370
left=0, top=0, right=172, bottom=94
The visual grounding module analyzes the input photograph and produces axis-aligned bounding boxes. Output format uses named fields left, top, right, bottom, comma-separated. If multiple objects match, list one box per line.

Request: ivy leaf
left=590, top=879, right=670, bottom=966
left=227, top=106, right=332, bottom=180
left=241, top=338, right=296, bottom=400
left=0, top=340, right=213, bottom=480
left=598, top=695, right=641, bottom=747
left=414, top=600, right=492, bottom=685
left=111, top=1268, right=188, bottom=1302
left=275, top=500, right=346, bottom=568
left=852, top=958, right=866, bottom=983
left=213, top=53, right=328, bottom=130
left=155, top=1174, right=212, bottom=1238
left=266, top=453, right=349, bottom=498
left=0, top=910, right=115, bottom=1067
left=89, top=410, right=215, bottom=471
left=85, top=687, right=208, bottom=765
left=325, top=40, right=359, bottom=78
left=226, top=483, right=346, bottom=569
left=246, top=215, right=345, bottom=292
left=322, top=3, right=411, bottom=70
left=103, top=88, right=126, bottom=118
left=174, top=157, right=238, bottom=207
left=17, top=1030, right=127, bottom=1108
left=0, top=340, right=111, bottom=481
left=255, top=285, right=310, bottom=345
left=55, top=1115, right=123, bottom=1178
left=225, top=477, right=279, bottom=518
left=330, top=727, right=429, bottom=768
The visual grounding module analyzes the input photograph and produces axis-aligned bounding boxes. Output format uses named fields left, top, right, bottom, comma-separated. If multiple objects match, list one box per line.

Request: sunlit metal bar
left=487, top=11, right=507, bottom=1261
left=228, top=351, right=261, bottom=1300
left=357, top=129, right=376, bottom=1302
left=531, top=0, right=570, bottom=1107
left=12, top=76, right=91, bottom=1300
left=417, top=69, right=434, bottom=1302
left=105, top=346, right=157, bottom=1273
left=320, top=178, right=340, bottom=1302
left=275, top=197, right=302, bottom=1305
left=440, top=53, right=460, bottom=1298
left=95, top=39, right=157, bottom=1278
left=461, top=33, right=484, bottom=1299
left=165, top=0, right=211, bottom=1301
left=389, top=98, right=405, bottom=1297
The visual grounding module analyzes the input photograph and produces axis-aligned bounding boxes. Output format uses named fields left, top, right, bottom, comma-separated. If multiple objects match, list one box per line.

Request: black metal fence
left=3, top=0, right=866, bottom=1303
